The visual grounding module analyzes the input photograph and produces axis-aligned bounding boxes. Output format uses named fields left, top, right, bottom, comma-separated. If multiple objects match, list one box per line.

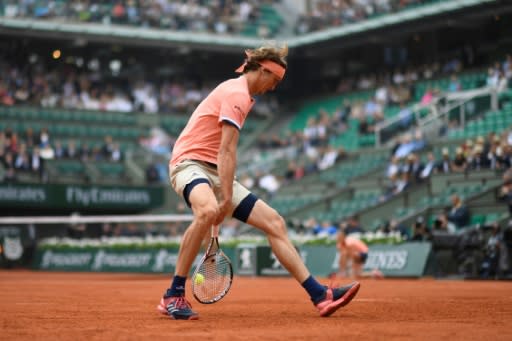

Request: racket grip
left=211, top=225, right=220, bottom=237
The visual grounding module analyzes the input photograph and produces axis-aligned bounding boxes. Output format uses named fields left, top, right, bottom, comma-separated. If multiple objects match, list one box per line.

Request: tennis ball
left=194, top=273, right=205, bottom=285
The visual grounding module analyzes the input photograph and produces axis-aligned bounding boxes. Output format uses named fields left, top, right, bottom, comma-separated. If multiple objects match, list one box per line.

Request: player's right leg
left=158, top=161, right=219, bottom=320
left=174, top=183, right=218, bottom=277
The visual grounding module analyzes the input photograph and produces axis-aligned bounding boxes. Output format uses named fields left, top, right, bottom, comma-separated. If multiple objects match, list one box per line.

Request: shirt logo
left=234, top=105, right=244, bottom=115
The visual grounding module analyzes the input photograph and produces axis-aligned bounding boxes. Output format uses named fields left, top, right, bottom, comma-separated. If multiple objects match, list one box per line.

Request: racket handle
left=211, top=225, right=220, bottom=238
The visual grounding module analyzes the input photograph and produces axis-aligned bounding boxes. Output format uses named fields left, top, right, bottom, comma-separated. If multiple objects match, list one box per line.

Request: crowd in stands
left=2, top=0, right=278, bottom=37
left=0, top=124, right=123, bottom=183
left=257, top=56, right=478, bottom=149
left=385, top=130, right=512, bottom=188
left=251, top=53, right=511, bottom=188
left=357, top=130, right=511, bottom=235
left=281, top=94, right=512, bottom=240
left=0, top=55, right=278, bottom=116
left=300, top=214, right=365, bottom=238
left=295, top=0, right=430, bottom=35
left=0, top=128, right=47, bottom=182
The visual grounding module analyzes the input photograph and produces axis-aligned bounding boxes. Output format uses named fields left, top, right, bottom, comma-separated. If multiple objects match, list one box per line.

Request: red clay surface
left=1, top=270, right=511, bottom=340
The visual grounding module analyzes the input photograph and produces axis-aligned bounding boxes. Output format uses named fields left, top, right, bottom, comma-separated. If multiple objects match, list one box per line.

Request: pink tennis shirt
left=170, top=76, right=255, bottom=167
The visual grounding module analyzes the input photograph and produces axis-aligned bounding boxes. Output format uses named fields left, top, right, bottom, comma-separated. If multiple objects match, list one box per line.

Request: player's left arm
left=215, top=122, right=239, bottom=225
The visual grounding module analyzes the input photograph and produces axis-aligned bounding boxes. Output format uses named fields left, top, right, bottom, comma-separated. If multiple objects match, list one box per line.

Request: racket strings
left=194, top=252, right=232, bottom=302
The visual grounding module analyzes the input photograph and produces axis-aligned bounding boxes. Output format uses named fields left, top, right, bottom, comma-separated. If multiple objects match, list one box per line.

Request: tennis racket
left=192, top=225, right=233, bottom=304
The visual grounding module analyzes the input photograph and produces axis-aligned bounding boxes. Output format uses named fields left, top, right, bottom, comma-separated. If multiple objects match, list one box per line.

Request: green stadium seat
left=470, top=214, right=485, bottom=226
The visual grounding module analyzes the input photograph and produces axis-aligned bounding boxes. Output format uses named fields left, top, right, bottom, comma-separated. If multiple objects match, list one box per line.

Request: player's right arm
left=215, top=122, right=239, bottom=225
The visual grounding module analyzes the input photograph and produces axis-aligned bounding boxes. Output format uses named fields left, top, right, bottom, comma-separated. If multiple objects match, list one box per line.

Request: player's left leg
left=241, top=197, right=360, bottom=317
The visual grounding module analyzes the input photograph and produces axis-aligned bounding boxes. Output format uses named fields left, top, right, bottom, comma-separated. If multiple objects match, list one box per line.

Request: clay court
left=1, top=271, right=511, bottom=340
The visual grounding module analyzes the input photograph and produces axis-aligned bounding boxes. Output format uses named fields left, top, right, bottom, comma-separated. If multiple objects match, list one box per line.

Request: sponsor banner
left=257, top=246, right=295, bottom=276
left=0, top=226, right=24, bottom=262
left=236, top=245, right=295, bottom=277
left=303, top=242, right=432, bottom=278
left=0, top=184, right=164, bottom=210
left=34, top=246, right=233, bottom=273
left=300, top=245, right=337, bottom=277
left=362, top=242, right=431, bottom=277
left=236, top=244, right=258, bottom=276
left=33, top=243, right=431, bottom=277
left=3, top=236, right=24, bottom=261
left=34, top=247, right=179, bottom=272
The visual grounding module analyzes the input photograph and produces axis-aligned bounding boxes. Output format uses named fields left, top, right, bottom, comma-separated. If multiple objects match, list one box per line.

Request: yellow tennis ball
left=194, top=273, right=205, bottom=285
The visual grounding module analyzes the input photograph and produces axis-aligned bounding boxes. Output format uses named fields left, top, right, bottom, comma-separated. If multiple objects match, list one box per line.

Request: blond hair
left=242, top=43, right=288, bottom=72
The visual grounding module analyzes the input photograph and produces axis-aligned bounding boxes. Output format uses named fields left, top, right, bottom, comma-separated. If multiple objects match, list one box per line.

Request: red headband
left=235, top=52, right=286, bottom=80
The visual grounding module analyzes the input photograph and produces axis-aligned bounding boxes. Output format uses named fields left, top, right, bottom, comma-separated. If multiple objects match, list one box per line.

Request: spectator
left=22, top=127, right=37, bottom=149
left=448, top=74, right=462, bottom=92
left=313, top=220, right=338, bottom=237
left=451, top=147, right=467, bottom=173
left=420, top=87, right=435, bottom=105
left=480, top=223, right=502, bottom=279
left=389, top=171, right=411, bottom=196
left=468, top=144, right=490, bottom=170
left=419, top=152, right=437, bottom=180
left=341, top=215, right=365, bottom=235
left=381, top=218, right=410, bottom=240
left=411, top=216, right=432, bottom=241
left=64, top=140, right=80, bottom=159
left=30, top=146, right=46, bottom=181
left=79, top=143, right=91, bottom=161
left=101, top=135, right=115, bottom=160
left=394, top=131, right=426, bottom=159
left=435, top=148, right=452, bottom=174
left=220, top=219, right=239, bottom=238
left=397, top=102, right=413, bottom=129
left=2, top=152, right=18, bottom=183
left=447, top=194, right=470, bottom=229
left=239, top=173, right=255, bottom=190
left=486, top=66, right=500, bottom=88
left=500, top=144, right=512, bottom=169
left=39, top=127, right=51, bottom=148
left=433, top=211, right=457, bottom=233
left=403, top=153, right=423, bottom=184
left=14, top=144, right=31, bottom=171
left=258, top=172, right=281, bottom=198
left=386, top=155, right=401, bottom=179
left=110, top=143, right=122, bottom=162
left=145, top=163, right=161, bottom=184
left=498, top=177, right=512, bottom=216
left=317, top=145, right=339, bottom=171
left=53, top=140, right=66, bottom=159
left=284, top=160, right=304, bottom=183
left=67, top=213, right=86, bottom=239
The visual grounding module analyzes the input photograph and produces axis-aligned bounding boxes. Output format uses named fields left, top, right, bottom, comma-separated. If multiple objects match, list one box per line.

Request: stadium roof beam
left=288, top=0, right=501, bottom=47
left=0, top=0, right=506, bottom=53
left=0, top=19, right=265, bottom=53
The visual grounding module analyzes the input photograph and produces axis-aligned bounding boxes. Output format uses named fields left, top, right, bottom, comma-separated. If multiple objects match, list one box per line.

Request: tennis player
left=157, top=44, right=360, bottom=320
left=336, top=230, right=384, bottom=279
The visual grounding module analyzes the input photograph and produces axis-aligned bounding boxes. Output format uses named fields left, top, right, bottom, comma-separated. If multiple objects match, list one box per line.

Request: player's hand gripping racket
left=192, top=225, right=233, bottom=304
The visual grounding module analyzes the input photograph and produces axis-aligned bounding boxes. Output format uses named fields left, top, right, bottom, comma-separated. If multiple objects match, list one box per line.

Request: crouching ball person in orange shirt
left=157, top=44, right=360, bottom=320
left=336, top=230, right=384, bottom=279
